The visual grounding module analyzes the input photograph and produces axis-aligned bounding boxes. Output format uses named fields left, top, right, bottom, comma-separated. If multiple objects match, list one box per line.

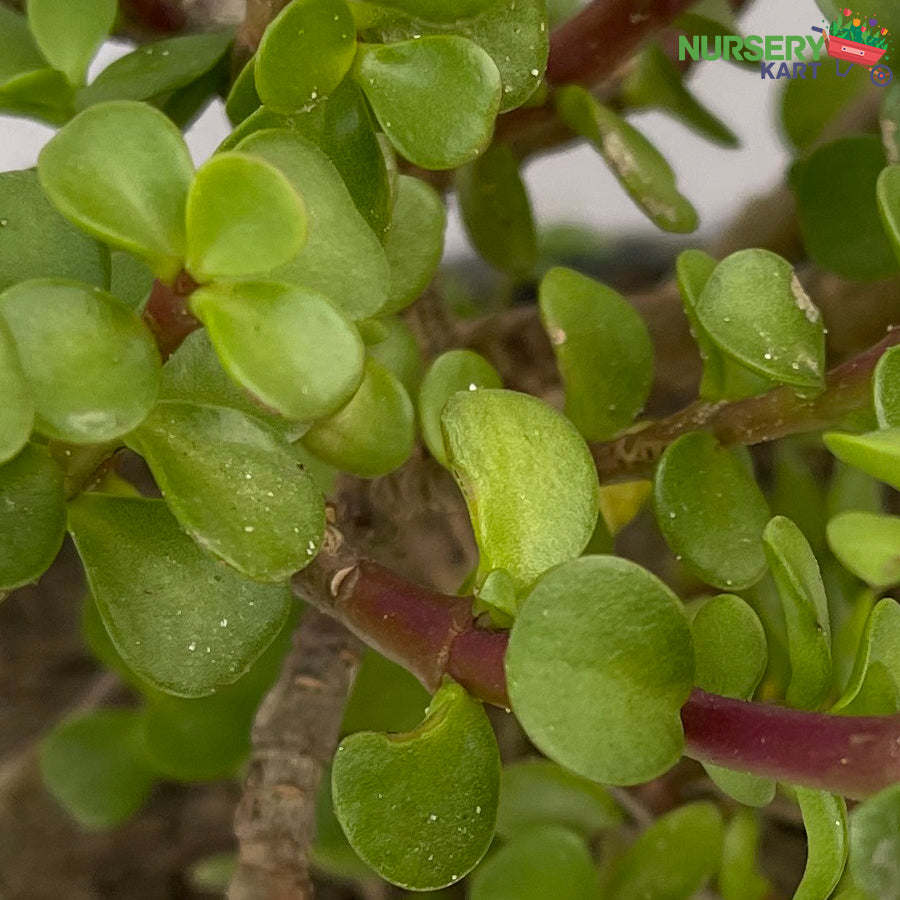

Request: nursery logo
left=678, top=8, right=894, bottom=87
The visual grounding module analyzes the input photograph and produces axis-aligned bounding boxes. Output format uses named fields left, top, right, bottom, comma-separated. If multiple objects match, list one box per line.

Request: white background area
left=0, top=0, right=824, bottom=255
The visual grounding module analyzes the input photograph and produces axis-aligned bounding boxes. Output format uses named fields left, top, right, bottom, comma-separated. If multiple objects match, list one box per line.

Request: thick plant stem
left=229, top=610, right=362, bottom=900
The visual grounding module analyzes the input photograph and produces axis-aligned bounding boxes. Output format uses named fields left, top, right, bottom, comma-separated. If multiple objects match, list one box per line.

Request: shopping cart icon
left=812, top=24, right=893, bottom=86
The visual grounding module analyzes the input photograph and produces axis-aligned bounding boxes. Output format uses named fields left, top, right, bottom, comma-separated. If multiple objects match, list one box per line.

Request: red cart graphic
left=815, top=10, right=894, bottom=86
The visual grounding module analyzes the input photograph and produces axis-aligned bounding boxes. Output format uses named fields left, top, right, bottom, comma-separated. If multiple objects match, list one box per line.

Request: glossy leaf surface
left=506, top=556, right=694, bottom=785
left=795, top=789, right=848, bottom=900
left=539, top=266, right=653, bottom=441
left=825, top=429, right=900, bottom=492
left=333, top=680, right=500, bottom=890
left=442, top=389, right=599, bottom=592
left=0, top=279, right=160, bottom=443
left=0, top=318, right=33, bottom=464
left=68, top=494, right=291, bottom=696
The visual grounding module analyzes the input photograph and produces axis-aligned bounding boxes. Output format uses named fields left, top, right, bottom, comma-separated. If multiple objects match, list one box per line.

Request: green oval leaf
left=40, top=710, right=156, bottom=829
left=191, top=280, right=364, bottom=422
left=506, top=556, right=694, bottom=785
left=875, top=345, right=900, bottom=428
left=606, top=802, right=723, bottom=900
left=0, top=317, right=33, bottom=464
left=0, top=169, right=110, bottom=293
left=539, top=266, right=654, bottom=441
left=799, top=137, right=898, bottom=283
left=763, top=515, right=832, bottom=710
left=0, top=278, right=160, bottom=443
left=556, top=84, right=698, bottom=233
left=496, top=759, right=622, bottom=840
left=0, top=6, right=45, bottom=86
left=795, top=789, right=848, bottom=900
left=27, top=0, right=117, bottom=85
left=470, top=825, right=599, bottom=900
left=185, top=152, right=306, bottom=282
left=236, top=128, right=390, bottom=319
left=418, top=350, right=502, bottom=468
left=0, top=443, right=66, bottom=591
left=38, top=101, right=194, bottom=281
left=878, top=164, right=900, bottom=267
left=127, top=401, right=325, bottom=582
left=255, top=0, right=357, bottom=113
left=442, top=389, right=599, bottom=594
left=456, top=143, right=537, bottom=275
left=364, top=316, right=423, bottom=397
left=301, top=357, right=415, bottom=477
left=825, top=428, right=900, bottom=491
left=381, top=174, right=445, bottom=314
left=332, top=679, right=500, bottom=890
left=654, top=432, right=770, bottom=591
left=828, top=512, right=900, bottom=590
left=68, top=494, right=291, bottom=697
left=850, top=783, right=900, bottom=900
left=695, top=249, right=826, bottom=390
left=355, top=36, right=501, bottom=170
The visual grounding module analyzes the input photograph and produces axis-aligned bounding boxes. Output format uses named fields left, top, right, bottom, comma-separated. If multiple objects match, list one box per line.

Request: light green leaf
left=76, top=31, right=234, bottom=108
left=828, top=512, right=900, bottom=590
left=0, top=443, right=66, bottom=591
left=355, top=36, right=501, bottom=170
left=719, top=810, right=771, bottom=900
left=332, top=679, right=500, bottom=890
left=795, top=789, right=848, bottom=900
left=763, top=516, right=832, bottom=710
left=0, top=317, right=33, bottom=464
left=874, top=345, right=900, bottom=428
left=27, top=0, right=117, bottom=85
left=364, top=316, right=423, bottom=396
left=185, top=152, right=306, bottom=282
left=301, top=357, right=415, bottom=477
left=496, top=759, right=622, bottom=840
left=506, top=556, right=694, bottom=785
left=539, top=266, right=653, bottom=441
left=442, top=389, right=599, bottom=593
left=694, top=249, right=826, bottom=391
left=0, top=278, right=160, bottom=443
left=38, top=101, right=194, bottom=281
left=799, top=137, right=898, bottom=282
left=655, top=432, right=770, bottom=590
left=832, top=598, right=900, bottom=716
left=127, top=401, right=325, bottom=582
left=418, top=350, right=502, bottom=468
left=470, top=825, right=599, bottom=900
left=191, top=280, right=365, bottom=422
left=236, top=128, right=390, bottom=319
left=606, top=802, right=724, bottom=900
left=0, top=169, right=110, bottom=292
left=254, top=0, right=357, bottom=113
left=850, top=783, right=900, bottom=900
left=825, top=429, right=900, bottom=491
left=40, top=710, right=156, bottom=829
left=0, top=66, right=73, bottom=125
left=68, top=494, right=291, bottom=696
left=456, top=143, right=537, bottom=275
left=382, top=174, right=446, bottom=314
left=556, top=84, right=698, bottom=233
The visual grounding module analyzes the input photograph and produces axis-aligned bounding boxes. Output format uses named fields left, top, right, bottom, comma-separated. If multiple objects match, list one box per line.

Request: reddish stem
left=143, top=271, right=201, bottom=361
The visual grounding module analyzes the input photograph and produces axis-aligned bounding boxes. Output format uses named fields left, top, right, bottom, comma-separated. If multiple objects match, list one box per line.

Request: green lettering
left=786, top=36, right=806, bottom=60
left=743, top=35, right=764, bottom=62
left=678, top=35, right=700, bottom=61
left=806, top=34, right=826, bottom=60
left=724, top=35, right=744, bottom=60
left=765, top=35, right=784, bottom=60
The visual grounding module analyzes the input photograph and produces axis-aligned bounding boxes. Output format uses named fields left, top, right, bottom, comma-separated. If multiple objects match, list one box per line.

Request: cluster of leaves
left=5, top=0, right=900, bottom=897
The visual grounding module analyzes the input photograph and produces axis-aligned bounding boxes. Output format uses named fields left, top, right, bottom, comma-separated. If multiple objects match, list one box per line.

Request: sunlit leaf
left=795, top=789, right=848, bottom=900
left=828, top=512, right=900, bottom=590
left=825, top=428, right=900, bottom=491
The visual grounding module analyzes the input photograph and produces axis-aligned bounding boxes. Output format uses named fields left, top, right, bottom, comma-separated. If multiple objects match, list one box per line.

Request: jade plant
left=4, top=0, right=900, bottom=897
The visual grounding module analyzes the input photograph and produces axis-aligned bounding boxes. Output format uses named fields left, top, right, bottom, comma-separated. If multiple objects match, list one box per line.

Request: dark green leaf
left=655, top=432, right=770, bottom=590
left=0, top=6, right=45, bottom=85
left=470, top=825, right=599, bottom=900
left=719, top=810, right=770, bottom=900
left=799, top=137, right=897, bottom=282
left=333, top=679, right=500, bottom=890
left=0, top=443, right=65, bottom=591
left=355, top=36, right=501, bottom=170
left=0, top=278, right=160, bottom=443
left=236, top=129, right=390, bottom=319
left=506, top=556, right=694, bottom=785
left=539, top=266, right=653, bottom=441
left=0, top=317, right=33, bottom=464
left=184, top=152, right=307, bottom=282
left=40, top=710, right=156, bottom=829
left=76, top=31, right=234, bottom=108
left=556, top=84, right=698, bottom=233
left=825, top=428, right=900, bottom=491
left=795, top=789, right=848, bottom=900
left=850, top=783, right=900, bottom=900
left=68, top=494, right=291, bottom=696
left=376, top=0, right=494, bottom=23
left=225, top=59, right=260, bottom=125
left=763, top=516, right=832, bottom=710
left=875, top=345, right=900, bottom=428
left=191, top=280, right=365, bottom=422
left=254, top=0, right=357, bottom=113
left=828, top=512, right=900, bottom=590
left=301, top=357, right=415, bottom=477
left=883, top=84, right=900, bottom=165
left=418, top=349, right=502, bottom=468
left=442, top=389, right=599, bottom=593
left=312, top=767, right=375, bottom=879
left=109, top=251, right=154, bottom=311
left=38, top=101, right=194, bottom=281
left=0, top=169, right=110, bottom=292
